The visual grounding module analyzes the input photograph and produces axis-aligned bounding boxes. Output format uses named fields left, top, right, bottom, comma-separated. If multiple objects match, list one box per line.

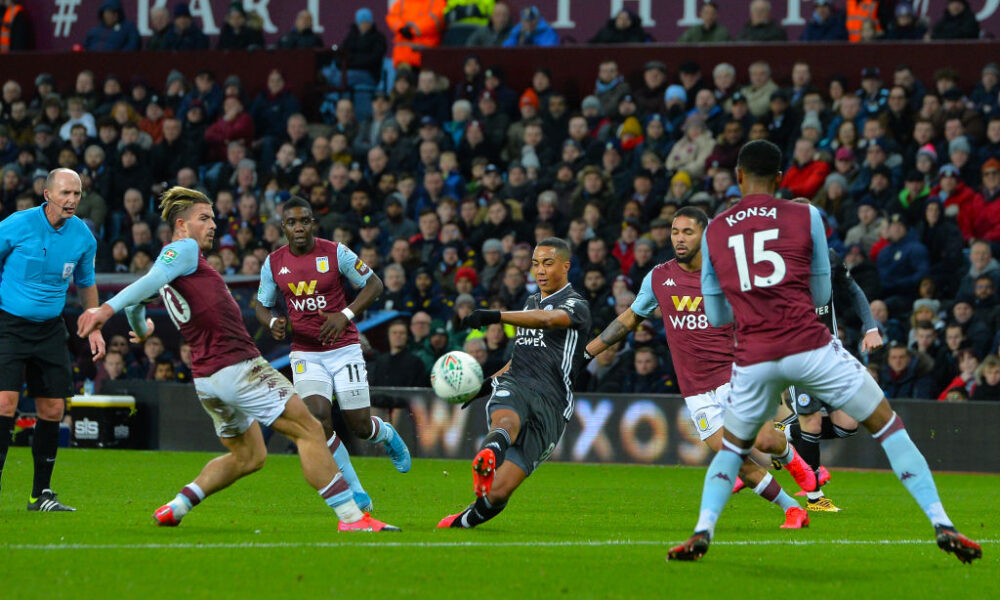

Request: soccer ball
left=430, top=351, right=484, bottom=404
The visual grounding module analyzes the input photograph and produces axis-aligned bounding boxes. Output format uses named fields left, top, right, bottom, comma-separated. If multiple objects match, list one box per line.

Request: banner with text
left=379, top=388, right=1000, bottom=473
left=28, top=1, right=1000, bottom=52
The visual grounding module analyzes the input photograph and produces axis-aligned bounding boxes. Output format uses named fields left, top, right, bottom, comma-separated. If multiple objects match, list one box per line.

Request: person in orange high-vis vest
left=386, top=0, right=446, bottom=68
left=846, top=0, right=881, bottom=42
left=0, top=1, right=29, bottom=53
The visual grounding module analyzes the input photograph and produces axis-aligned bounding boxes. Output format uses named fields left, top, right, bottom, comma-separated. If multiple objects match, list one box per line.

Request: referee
left=0, top=168, right=104, bottom=511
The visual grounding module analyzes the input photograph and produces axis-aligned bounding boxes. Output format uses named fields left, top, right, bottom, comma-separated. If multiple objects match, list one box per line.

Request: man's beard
left=675, top=249, right=698, bottom=264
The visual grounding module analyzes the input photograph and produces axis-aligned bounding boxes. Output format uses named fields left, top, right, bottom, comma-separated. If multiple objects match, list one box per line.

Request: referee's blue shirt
left=0, top=204, right=97, bottom=322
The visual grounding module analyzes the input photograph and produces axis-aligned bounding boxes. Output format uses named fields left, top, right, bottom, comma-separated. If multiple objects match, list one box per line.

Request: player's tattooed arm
left=586, top=309, right=643, bottom=358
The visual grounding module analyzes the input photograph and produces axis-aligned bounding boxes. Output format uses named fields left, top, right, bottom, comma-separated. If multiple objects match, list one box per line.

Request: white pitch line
left=2, top=539, right=997, bottom=551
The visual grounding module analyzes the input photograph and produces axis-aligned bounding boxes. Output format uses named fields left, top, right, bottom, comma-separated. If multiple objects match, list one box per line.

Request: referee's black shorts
left=0, top=309, right=74, bottom=399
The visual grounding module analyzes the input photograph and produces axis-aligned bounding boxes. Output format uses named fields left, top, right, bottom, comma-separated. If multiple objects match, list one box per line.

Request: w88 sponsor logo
left=668, top=313, right=709, bottom=330
left=290, top=295, right=328, bottom=312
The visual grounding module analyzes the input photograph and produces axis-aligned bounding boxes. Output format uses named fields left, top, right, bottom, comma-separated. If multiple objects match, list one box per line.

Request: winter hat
left=949, top=136, right=971, bottom=155
left=912, top=298, right=941, bottom=314
left=835, top=146, right=855, bottom=162
left=355, top=8, right=374, bottom=25
left=455, top=293, right=477, bottom=308
left=519, top=88, right=539, bottom=110
left=166, top=69, right=185, bottom=88
left=917, top=143, right=938, bottom=163
left=581, top=95, right=601, bottom=112
left=824, top=172, right=849, bottom=191
left=801, top=113, right=823, bottom=133
left=455, top=267, right=478, bottom=286
left=482, top=238, right=503, bottom=253
left=671, top=170, right=692, bottom=188
left=664, top=85, right=687, bottom=105
left=520, top=148, right=541, bottom=170
left=939, top=164, right=960, bottom=177
left=618, top=116, right=642, bottom=138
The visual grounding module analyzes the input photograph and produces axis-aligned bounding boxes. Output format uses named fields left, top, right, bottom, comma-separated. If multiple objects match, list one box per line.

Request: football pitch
left=0, top=448, right=996, bottom=599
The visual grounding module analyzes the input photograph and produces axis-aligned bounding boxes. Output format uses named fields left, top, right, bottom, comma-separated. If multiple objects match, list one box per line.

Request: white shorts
left=684, top=382, right=730, bottom=441
left=289, top=344, right=370, bottom=411
left=726, top=338, right=879, bottom=441
left=194, top=357, right=296, bottom=438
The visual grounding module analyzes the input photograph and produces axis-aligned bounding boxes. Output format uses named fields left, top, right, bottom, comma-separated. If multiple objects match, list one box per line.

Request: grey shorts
left=485, top=382, right=565, bottom=476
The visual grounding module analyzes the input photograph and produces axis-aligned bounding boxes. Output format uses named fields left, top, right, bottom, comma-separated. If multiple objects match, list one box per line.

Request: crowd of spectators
left=2, top=2, right=1000, bottom=401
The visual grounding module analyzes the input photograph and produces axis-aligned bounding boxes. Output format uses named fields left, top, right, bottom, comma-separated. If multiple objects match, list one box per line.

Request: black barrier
left=378, top=389, right=1000, bottom=473
left=90, top=382, right=1000, bottom=472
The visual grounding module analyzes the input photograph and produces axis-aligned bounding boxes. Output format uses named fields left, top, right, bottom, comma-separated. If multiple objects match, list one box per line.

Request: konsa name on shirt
left=724, top=206, right=777, bottom=227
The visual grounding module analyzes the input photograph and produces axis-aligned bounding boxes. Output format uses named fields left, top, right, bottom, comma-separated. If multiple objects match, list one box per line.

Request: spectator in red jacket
left=204, top=95, right=254, bottom=163
left=780, top=137, right=831, bottom=199
left=611, top=218, right=641, bottom=276
left=962, top=158, right=1000, bottom=242
left=932, top=163, right=980, bottom=240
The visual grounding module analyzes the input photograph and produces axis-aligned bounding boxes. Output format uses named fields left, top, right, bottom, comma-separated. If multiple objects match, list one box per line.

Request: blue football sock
left=694, top=447, right=744, bottom=538
left=877, top=415, right=953, bottom=528
left=328, top=435, right=365, bottom=496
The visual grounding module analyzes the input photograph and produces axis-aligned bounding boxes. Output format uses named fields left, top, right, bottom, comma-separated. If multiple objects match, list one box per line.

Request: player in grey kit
left=438, top=238, right=591, bottom=529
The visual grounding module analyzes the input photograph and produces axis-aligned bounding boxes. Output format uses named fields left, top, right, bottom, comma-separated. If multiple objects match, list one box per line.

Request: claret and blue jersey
left=701, top=194, right=833, bottom=366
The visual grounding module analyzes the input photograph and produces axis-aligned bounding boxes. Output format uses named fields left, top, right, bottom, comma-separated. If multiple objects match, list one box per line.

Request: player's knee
left=245, top=452, right=267, bottom=474
left=490, top=413, right=520, bottom=439
left=0, top=392, right=19, bottom=416
left=300, top=414, right=325, bottom=442
left=799, top=412, right=821, bottom=432
left=35, top=399, right=65, bottom=421
left=236, top=447, right=267, bottom=474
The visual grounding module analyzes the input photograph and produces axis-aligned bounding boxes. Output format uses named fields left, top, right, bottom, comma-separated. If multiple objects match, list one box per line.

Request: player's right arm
left=76, top=238, right=199, bottom=338
left=808, top=205, right=832, bottom=307
left=254, top=255, right=286, bottom=340
left=700, top=231, right=734, bottom=327
left=463, top=308, right=571, bottom=330
left=586, top=270, right=656, bottom=357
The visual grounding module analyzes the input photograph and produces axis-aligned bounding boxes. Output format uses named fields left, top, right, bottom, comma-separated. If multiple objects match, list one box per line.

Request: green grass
left=0, top=448, right=996, bottom=599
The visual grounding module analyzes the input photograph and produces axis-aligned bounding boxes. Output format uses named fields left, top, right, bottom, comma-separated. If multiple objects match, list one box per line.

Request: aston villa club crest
left=316, top=256, right=330, bottom=273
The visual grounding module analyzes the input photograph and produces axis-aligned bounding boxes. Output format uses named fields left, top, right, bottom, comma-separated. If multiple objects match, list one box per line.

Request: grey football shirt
left=495, top=283, right=591, bottom=421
